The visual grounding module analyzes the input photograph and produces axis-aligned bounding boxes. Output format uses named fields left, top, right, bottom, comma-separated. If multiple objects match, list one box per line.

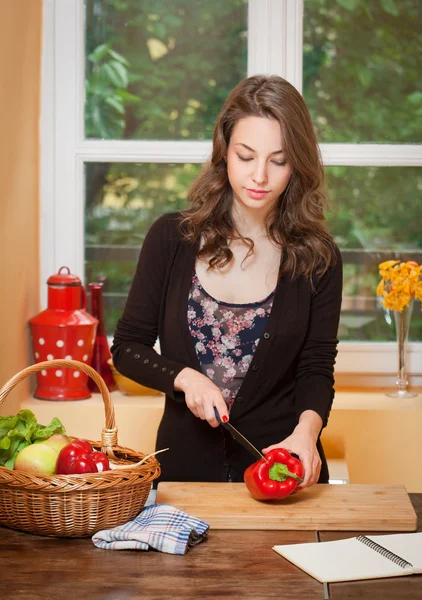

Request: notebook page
left=273, top=537, right=412, bottom=583
left=366, top=533, right=422, bottom=573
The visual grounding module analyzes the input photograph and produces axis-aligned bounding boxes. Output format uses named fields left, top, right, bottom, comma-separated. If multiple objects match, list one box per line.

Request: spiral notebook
left=273, top=532, right=422, bottom=583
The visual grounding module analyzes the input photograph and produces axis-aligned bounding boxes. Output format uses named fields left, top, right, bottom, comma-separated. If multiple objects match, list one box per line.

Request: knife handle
left=214, top=406, right=222, bottom=424
left=214, top=406, right=231, bottom=428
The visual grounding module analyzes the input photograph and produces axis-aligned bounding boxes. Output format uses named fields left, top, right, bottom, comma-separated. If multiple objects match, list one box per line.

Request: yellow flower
left=376, top=280, right=384, bottom=296
left=379, top=260, right=400, bottom=270
left=377, top=260, right=421, bottom=312
left=415, top=281, right=422, bottom=303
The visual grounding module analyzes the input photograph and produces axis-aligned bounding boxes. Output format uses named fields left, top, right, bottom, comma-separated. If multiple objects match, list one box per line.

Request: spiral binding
left=356, top=535, right=413, bottom=570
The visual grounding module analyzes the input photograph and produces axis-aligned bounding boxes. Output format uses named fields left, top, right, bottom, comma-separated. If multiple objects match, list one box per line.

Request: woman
left=111, top=75, right=343, bottom=490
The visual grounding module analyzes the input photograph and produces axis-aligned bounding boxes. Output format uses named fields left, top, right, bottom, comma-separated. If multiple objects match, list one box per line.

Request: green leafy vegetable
left=0, top=410, right=66, bottom=469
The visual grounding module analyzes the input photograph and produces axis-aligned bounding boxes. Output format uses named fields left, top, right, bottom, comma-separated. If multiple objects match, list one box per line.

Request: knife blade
left=214, top=407, right=267, bottom=462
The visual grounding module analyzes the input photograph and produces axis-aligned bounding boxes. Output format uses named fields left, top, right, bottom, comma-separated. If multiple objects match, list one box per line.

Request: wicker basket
left=0, top=359, right=161, bottom=538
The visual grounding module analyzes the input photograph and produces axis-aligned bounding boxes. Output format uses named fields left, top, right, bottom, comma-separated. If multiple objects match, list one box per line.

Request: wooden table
left=1, top=494, right=421, bottom=599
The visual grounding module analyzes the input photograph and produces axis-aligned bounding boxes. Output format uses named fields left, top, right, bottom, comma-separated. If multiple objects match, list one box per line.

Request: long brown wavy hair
left=180, top=75, right=337, bottom=282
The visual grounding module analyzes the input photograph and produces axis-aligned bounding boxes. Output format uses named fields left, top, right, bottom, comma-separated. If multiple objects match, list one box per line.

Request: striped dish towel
left=92, top=503, right=209, bottom=554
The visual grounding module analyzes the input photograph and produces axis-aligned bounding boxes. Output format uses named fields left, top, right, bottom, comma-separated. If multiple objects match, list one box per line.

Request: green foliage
left=303, top=0, right=421, bottom=143
left=85, top=0, right=247, bottom=140
left=0, top=411, right=66, bottom=469
left=85, top=162, right=199, bottom=243
left=85, top=43, right=139, bottom=138
left=84, top=162, right=199, bottom=332
left=325, top=166, right=422, bottom=250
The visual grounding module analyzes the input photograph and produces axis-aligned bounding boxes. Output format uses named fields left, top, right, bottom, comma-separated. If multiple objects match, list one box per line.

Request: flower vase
left=88, top=282, right=116, bottom=393
left=386, top=299, right=417, bottom=398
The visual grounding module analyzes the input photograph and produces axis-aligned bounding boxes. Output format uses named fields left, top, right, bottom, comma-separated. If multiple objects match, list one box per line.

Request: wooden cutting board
left=156, top=483, right=417, bottom=531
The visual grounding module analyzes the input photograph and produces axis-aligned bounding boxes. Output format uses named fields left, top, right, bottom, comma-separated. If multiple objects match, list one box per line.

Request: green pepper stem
left=269, top=462, right=304, bottom=483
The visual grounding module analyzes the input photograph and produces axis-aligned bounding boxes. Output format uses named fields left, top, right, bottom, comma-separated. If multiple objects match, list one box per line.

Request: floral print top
left=187, top=272, right=275, bottom=411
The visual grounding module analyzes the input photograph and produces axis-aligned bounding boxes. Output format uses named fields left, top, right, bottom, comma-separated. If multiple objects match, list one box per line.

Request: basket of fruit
left=0, top=359, right=161, bottom=538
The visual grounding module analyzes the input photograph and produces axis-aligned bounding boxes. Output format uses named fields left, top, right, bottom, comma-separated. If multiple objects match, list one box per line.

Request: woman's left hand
left=262, top=429, right=321, bottom=491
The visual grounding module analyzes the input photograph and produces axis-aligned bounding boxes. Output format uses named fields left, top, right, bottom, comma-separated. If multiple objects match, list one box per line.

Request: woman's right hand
left=174, top=367, right=229, bottom=428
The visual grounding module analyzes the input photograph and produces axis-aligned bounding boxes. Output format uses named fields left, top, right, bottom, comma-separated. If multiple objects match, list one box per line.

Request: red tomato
left=65, top=454, right=97, bottom=474
left=90, top=451, right=110, bottom=472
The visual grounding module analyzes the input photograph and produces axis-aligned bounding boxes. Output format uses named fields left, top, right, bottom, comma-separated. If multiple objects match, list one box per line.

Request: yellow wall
left=321, top=392, right=422, bottom=493
left=0, top=0, right=42, bottom=415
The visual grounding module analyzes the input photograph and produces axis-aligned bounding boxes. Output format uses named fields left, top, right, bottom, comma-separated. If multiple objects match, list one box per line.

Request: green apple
left=14, top=443, right=59, bottom=475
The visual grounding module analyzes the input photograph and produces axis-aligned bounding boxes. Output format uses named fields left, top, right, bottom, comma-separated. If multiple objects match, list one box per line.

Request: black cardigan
left=111, top=212, right=343, bottom=483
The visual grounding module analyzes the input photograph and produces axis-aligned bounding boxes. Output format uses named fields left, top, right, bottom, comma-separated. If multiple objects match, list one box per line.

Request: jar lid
left=47, top=266, right=82, bottom=287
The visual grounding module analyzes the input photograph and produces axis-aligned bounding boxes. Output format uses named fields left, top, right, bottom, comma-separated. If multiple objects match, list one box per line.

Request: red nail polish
left=222, top=415, right=229, bottom=423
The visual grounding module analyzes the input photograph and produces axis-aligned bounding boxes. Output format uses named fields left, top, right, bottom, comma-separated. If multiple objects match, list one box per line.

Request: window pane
left=326, top=166, right=422, bottom=341
left=85, top=163, right=422, bottom=342
left=84, top=162, right=198, bottom=333
left=303, top=1, right=422, bottom=143
left=84, top=0, right=248, bottom=140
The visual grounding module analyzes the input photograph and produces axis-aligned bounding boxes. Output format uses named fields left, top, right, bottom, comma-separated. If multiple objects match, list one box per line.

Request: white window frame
left=41, top=0, right=422, bottom=381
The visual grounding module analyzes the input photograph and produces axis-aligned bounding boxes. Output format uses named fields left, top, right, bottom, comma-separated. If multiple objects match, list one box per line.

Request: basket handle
left=0, top=360, right=118, bottom=452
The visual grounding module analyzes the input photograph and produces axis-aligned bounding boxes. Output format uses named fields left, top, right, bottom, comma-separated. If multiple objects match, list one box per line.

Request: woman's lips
left=245, top=188, right=270, bottom=199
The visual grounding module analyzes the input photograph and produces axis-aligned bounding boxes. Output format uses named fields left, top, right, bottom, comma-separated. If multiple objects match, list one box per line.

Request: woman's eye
left=237, top=155, right=287, bottom=167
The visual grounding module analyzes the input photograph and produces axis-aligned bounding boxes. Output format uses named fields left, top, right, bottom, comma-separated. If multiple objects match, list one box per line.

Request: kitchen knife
left=214, top=407, right=267, bottom=462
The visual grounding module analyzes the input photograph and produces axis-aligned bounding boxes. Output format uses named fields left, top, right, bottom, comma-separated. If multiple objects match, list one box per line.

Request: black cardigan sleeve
left=294, top=249, right=343, bottom=428
left=110, top=214, right=189, bottom=399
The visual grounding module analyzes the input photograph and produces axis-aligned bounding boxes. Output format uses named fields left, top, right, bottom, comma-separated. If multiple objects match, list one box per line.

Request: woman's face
left=226, top=116, right=293, bottom=217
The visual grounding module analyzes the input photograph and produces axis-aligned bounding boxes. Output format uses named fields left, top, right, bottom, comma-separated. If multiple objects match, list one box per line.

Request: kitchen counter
left=1, top=493, right=421, bottom=599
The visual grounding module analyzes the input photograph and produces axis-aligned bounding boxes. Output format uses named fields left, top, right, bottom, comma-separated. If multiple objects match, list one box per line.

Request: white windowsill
left=21, top=388, right=422, bottom=418
left=23, top=388, right=422, bottom=411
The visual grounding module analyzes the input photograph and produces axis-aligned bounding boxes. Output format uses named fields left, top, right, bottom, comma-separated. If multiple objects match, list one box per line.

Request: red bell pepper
left=65, top=453, right=97, bottom=474
left=89, top=451, right=110, bottom=472
left=244, top=447, right=304, bottom=500
left=56, top=439, right=110, bottom=474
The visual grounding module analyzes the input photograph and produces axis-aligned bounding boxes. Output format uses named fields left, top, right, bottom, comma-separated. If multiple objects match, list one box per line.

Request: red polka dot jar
left=29, top=267, right=99, bottom=400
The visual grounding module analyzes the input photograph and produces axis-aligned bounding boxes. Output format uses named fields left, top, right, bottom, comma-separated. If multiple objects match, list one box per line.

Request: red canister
left=29, top=267, right=98, bottom=400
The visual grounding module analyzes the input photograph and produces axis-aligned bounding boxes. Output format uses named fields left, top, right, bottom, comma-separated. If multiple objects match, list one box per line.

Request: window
left=42, top=0, right=422, bottom=383
left=304, top=0, right=421, bottom=348
left=85, top=161, right=202, bottom=332
left=85, top=0, right=248, bottom=141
